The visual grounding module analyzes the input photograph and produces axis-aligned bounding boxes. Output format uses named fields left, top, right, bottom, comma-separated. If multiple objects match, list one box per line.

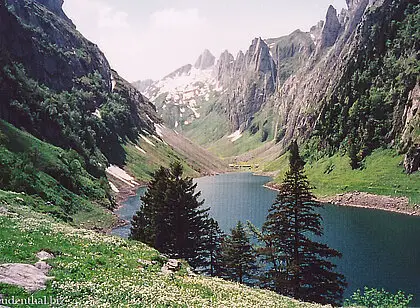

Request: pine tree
left=130, top=162, right=210, bottom=270
left=202, top=218, right=225, bottom=277
left=220, top=221, right=258, bottom=284
left=260, top=140, right=346, bottom=306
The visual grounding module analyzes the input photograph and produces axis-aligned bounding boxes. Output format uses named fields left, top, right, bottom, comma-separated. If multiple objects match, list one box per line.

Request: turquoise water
left=112, top=172, right=420, bottom=303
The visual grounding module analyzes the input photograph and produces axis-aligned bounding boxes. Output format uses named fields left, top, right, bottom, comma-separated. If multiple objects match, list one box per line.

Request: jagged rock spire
left=194, top=49, right=216, bottom=70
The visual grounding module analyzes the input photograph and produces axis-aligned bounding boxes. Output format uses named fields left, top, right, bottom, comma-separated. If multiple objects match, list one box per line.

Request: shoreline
left=264, top=183, right=420, bottom=217
left=105, top=183, right=146, bottom=234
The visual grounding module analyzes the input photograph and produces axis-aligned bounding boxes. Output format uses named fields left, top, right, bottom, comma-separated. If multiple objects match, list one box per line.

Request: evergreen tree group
left=130, top=162, right=211, bottom=269
left=219, top=221, right=258, bottom=285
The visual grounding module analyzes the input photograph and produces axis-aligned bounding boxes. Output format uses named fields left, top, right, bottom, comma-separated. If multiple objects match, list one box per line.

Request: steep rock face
left=403, top=83, right=420, bottom=173
left=273, top=0, right=371, bottom=145
left=219, top=38, right=277, bottom=131
left=215, top=50, right=235, bottom=87
left=33, top=0, right=74, bottom=25
left=266, top=30, right=314, bottom=86
left=3, top=0, right=111, bottom=92
left=142, top=30, right=319, bottom=134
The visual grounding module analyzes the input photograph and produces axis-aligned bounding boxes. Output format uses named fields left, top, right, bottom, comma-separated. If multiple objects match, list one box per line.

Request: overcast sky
left=63, top=0, right=347, bottom=82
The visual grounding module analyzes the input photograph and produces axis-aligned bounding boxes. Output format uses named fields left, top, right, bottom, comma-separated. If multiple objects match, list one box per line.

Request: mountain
left=0, top=0, right=225, bottom=227
left=137, top=0, right=419, bottom=175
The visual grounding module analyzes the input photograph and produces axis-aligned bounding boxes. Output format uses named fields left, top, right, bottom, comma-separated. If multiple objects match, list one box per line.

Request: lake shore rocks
left=320, top=192, right=419, bottom=216
left=265, top=183, right=419, bottom=216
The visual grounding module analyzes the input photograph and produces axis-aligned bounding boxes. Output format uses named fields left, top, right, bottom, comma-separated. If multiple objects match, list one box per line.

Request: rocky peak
left=245, top=37, right=273, bottom=72
left=234, top=50, right=245, bottom=74
left=215, top=50, right=235, bottom=84
left=310, top=21, right=324, bottom=46
left=319, top=5, right=341, bottom=48
left=164, top=64, right=192, bottom=79
left=194, top=49, right=215, bottom=70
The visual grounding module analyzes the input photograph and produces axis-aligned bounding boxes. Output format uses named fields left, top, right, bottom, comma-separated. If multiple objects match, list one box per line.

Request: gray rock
left=187, top=267, right=197, bottom=277
left=137, top=259, right=157, bottom=267
left=215, top=50, right=235, bottom=85
left=164, top=64, right=192, bottom=79
left=404, top=146, right=420, bottom=174
left=194, top=49, right=215, bottom=70
left=319, top=6, right=341, bottom=48
left=33, top=0, right=74, bottom=25
left=34, top=261, right=52, bottom=274
left=161, top=259, right=181, bottom=274
left=0, top=264, right=53, bottom=292
left=132, top=79, right=154, bottom=94
left=36, top=251, right=54, bottom=261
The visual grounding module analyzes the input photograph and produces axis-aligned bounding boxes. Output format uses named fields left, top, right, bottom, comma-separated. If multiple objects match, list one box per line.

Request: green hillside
left=0, top=121, right=116, bottom=229
left=264, top=149, right=420, bottom=205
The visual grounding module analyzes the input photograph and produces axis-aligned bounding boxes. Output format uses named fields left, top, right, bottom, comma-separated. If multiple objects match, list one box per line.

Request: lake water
left=112, top=172, right=420, bottom=304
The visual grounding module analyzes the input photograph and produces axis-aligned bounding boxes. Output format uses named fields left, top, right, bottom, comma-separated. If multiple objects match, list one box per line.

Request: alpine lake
left=112, top=172, right=420, bottom=304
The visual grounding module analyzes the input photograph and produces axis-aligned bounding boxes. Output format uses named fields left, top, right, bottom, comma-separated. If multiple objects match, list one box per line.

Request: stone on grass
left=36, top=251, right=54, bottom=261
left=0, top=264, right=53, bottom=292
left=161, top=259, right=181, bottom=274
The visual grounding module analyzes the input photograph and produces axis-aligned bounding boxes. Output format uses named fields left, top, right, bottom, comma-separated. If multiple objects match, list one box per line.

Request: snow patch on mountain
left=228, top=130, right=243, bottom=142
left=146, top=67, right=217, bottom=102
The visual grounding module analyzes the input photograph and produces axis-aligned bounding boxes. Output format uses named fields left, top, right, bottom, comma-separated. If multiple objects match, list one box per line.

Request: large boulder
left=0, top=264, right=54, bottom=292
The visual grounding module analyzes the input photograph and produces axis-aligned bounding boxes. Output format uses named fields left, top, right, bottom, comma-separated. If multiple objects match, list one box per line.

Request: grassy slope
left=0, top=195, right=326, bottom=308
left=0, top=121, right=116, bottom=229
left=123, top=136, right=200, bottom=182
left=183, top=111, right=230, bottom=147
left=209, top=131, right=269, bottom=158
left=264, top=149, right=420, bottom=205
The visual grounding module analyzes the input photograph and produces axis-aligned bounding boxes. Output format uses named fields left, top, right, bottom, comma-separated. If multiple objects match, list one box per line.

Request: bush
left=344, top=287, right=413, bottom=307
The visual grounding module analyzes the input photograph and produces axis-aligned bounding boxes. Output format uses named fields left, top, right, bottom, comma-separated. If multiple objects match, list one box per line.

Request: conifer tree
left=220, top=221, right=258, bottom=284
left=202, top=218, right=225, bottom=277
left=130, top=162, right=210, bottom=270
left=259, top=141, right=346, bottom=306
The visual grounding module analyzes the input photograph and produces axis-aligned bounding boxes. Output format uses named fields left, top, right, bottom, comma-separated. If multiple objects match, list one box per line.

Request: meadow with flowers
left=0, top=191, right=328, bottom=307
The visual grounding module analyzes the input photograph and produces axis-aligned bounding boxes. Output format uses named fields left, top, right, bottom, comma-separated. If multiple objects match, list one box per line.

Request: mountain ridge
left=134, top=0, right=419, bottom=174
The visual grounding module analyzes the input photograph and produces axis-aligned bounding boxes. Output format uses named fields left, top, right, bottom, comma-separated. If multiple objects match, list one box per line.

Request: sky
left=63, top=0, right=347, bottom=82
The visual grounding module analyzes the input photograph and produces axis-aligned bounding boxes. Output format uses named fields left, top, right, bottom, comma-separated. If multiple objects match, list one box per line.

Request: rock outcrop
left=319, top=5, right=342, bottom=48
left=404, top=145, right=420, bottom=174
left=0, top=251, right=55, bottom=292
left=402, top=83, right=420, bottom=173
left=132, top=79, right=154, bottom=94
left=0, top=264, right=53, bottom=292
